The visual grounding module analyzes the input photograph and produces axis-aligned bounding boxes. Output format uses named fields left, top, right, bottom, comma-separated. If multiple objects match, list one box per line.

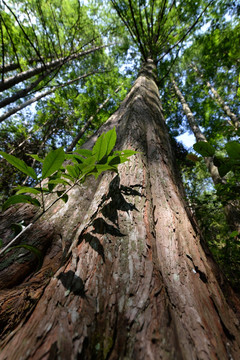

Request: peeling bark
left=0, top=59, right=240, bottom=360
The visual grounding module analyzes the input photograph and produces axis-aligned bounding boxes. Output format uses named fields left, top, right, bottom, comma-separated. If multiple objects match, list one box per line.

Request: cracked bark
left=0, top=59, right=240, bottom=360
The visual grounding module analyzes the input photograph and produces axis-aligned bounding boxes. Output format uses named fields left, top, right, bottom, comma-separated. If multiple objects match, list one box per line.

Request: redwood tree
left=0, top=1, right=240, bottom=359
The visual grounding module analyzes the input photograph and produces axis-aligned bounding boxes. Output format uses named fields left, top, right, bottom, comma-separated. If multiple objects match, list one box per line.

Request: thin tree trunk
left=172, top=77, right=240, bottom=234
left=0, top=70, right=99, bottom=123
left=0, top=68, right=56, bottom=109
left=191, top=64, right=240, bottom=129
left=171, top=77, right=220, bottom=184
left=0, top=57, right=54, bottom=75
left=0, top=59, right=240, bottom=359
left=66, top=85, right=121, bottom=152
left=0, top=45, right=107, bottom=93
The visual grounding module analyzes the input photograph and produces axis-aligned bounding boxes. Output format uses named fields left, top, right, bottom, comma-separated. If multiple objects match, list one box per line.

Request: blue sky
left=177, top=132, right=196, bottom=149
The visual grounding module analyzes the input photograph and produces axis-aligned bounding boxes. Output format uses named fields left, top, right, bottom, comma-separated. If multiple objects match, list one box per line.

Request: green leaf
left=2, top=195, right=41, bottom=211
left=11, top=222, right=24, bottom=236
left=62, top=173, right=75, bottom=181
left=225, top=141, right=240, bottom=159
left=80, top=164, right=96, bottom=177
left=57, top=191, right=68, bottom=203
left=104, top=127, right=117, bottom=156
left=47, top=183, right=55, bottom=192
left=0, top=238, right=3, bottom=248
left=108, top=154, right=133, bottom=165
left=230, top=159, right=240, bottom=174
left=61, top=194, right=68, bottom=203
left=92, top=132, right=108, bottom=162
left=218, top=163, right=232, bottom=177
left=108, top=155, right=121, bottom=165
left=81, top=155, right=97, bottom=166
left=27, top=154, right=44, bottom=162
left=65, top=154, right=83, bottom=164
left=91, top=164, right=118, bottom=179
left=15, top=187, right=43, bottom=195
left=66, top=164, right=81, bottom=179
left=47, top=179, right=71, bottom=186
left=42, top=148, right=65, bottom=179
left=230, top=231, right=239, bottom=238
left=213, top=155, right=225, bottom=168
left=0, top=151, right=37, bottom=180
left=91, top=128, right=117, bottom=162
left=193, top=141, right=215, bottom=157
left=95, top=163, right=118, bottom=172
left=75, top=149, right=92, bottom=157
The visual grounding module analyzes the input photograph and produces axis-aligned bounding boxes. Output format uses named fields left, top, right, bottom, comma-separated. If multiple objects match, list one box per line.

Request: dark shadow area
left=92, top=218, right=125, bottom=237
left=78, top=175, right=145, bottom=259
left=101, top=175, right=142, bottom=224
left=57, top=270, right=85, bottom=297
left=82, top=232, right=105, bottom=262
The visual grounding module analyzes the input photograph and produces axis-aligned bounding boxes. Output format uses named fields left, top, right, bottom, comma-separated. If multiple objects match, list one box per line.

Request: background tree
left=161, top=1, right=240, bottom=289
left=0, top=0, right=131, bottom=202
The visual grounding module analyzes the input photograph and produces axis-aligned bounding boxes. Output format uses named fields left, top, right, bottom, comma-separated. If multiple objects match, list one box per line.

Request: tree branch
left=0, top=44, right=108, bottom=92
left=0, top=71, right=101, bottom=123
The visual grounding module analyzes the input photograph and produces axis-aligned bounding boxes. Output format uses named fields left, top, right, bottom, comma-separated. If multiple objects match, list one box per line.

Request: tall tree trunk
left=171, top=77, right=240, bottom=234
left=0, top=59, right=240, bottom=360
left=191, top=64, right=240, bottom=129
left=0, top=45, right=106, bottom=93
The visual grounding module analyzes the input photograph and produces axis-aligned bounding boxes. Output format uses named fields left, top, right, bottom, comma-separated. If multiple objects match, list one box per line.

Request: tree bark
left=0, top=59, right=240, bottom=360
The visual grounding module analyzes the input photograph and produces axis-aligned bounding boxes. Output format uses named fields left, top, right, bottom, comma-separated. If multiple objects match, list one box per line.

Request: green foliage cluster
left=180, top=155, right=240, bottom=290
left=0, top=128, right=137, bottom=256
left=193, top=140, right=240, bottom=203
left=0, top=0, right=133, bottom=202
left=0, top=128, right=136, bottom=212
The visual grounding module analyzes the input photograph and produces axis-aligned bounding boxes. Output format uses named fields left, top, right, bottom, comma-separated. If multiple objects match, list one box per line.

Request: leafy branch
left=192, top=140, right=240, bottom=205
left=193, top=140, right=240, bottom=178
left=0, top=128, right=137, bottom=256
